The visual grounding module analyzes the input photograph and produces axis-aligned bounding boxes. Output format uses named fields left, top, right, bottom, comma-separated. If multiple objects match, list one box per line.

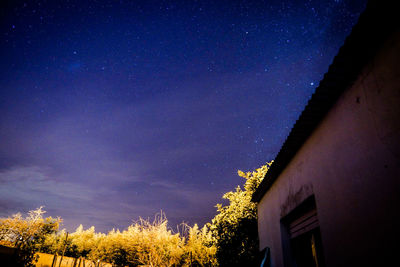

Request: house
left=252, top=1, right=399, bottom=266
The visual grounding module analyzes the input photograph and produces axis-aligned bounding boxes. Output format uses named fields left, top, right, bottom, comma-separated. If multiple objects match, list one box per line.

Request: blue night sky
left=0, top=0, right=366, bottom=232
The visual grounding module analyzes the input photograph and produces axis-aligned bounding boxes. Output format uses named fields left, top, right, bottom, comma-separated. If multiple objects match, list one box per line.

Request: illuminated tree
left=70, top=225, right=103, bottom=258
left=40, top=228, right=68, bottom=255
left=0, top=207, right=61, bottom=267
left=208, top=162, right=272, bottom=267
left=2, top=163, right=273, bottom=267
left=125, top=213, right=186, bottom=267
left=185, top=223, right=217, bottom=266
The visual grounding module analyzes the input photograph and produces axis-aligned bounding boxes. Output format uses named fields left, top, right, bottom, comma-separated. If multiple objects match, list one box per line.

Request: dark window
left=290, top=225, right=324, bottom=267
left=281, top=196, right=325, bottom=267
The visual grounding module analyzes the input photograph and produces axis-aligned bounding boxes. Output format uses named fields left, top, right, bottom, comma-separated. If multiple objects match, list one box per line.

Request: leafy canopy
left=0, top=206, right=61, bottom=267
left=208, top=162, right=272, bottom=267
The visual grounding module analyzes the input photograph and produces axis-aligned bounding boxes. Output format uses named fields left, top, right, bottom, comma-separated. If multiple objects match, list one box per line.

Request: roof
left=252, top=0, right=398, bottom=203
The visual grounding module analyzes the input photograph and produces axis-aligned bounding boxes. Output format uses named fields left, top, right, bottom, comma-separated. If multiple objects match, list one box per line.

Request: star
left=0, top=0, right=368, bottom=233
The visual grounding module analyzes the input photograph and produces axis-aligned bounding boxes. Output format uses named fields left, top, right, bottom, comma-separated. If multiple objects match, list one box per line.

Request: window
left=281, top=196, right=325, bottom=267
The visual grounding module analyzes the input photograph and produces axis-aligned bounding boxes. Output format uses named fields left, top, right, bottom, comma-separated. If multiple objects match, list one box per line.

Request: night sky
left=0, top=0, right=367, bottom=232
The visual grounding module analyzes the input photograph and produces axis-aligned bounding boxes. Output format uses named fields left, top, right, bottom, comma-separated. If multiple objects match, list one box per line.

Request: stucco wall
left=257, top=31, right=400, bottom=267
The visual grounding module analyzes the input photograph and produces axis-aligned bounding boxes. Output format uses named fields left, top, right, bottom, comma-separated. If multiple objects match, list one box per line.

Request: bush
left=0, top=207, right=61, bottom=266
left=208, top=162, right=272, bottom=267
left=42, top=211, right=216, bottom=266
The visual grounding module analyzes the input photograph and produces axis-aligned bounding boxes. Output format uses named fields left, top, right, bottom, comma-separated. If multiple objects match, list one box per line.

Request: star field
left=0, top=0, right=367, bottom=232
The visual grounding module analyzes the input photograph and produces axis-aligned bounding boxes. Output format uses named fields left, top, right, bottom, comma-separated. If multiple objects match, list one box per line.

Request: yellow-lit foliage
left=211, top=162, right=272, bottom=232
left=1, top=163, right=272, bottom=266
left=124, top=212, right=185, bottom=266
left=0, top=207, right=61, bottom=246
left=70, top=225, right=104, bottom=256
left=0, top=207, right=61, bottom=266
left=186, top=223, right=217, bottom=266
left=41, top=229, right=67, bottom=254
left=41, top=211, right=216, bottom=266
left=208, top=162, right=272, bottom=267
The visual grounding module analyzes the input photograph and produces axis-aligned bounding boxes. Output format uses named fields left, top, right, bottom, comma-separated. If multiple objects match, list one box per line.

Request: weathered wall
left=257, top=31, right=400, bottom=267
